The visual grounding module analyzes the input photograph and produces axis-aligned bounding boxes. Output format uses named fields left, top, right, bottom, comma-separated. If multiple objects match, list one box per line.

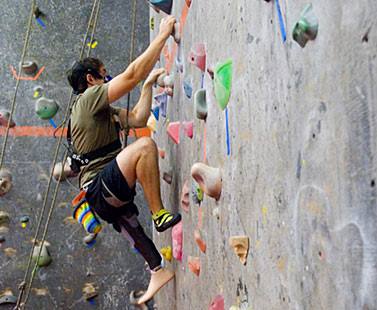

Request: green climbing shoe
left=152, top=209, right=181, bottom=232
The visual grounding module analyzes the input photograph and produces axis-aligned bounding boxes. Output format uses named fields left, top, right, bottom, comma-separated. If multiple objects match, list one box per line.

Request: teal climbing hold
left=214, top=59, right=233, bottom=111
left=194, top=89, right=207, bottom=120
left=149, top=0, right=173, bottom=14
left=35, top=97, right=59, bottom=120
left=293, top=4, right=318, bottom=48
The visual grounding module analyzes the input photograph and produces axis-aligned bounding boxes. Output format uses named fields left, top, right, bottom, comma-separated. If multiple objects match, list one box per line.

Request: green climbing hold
left=293, top=4, right=318, bottom=48
left=214, top=58, right=233, bottom=111
left=35, top=97, right=59, bottom=120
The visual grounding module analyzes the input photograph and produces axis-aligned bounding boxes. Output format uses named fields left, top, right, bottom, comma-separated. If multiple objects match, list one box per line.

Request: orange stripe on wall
left=0, top=126, right=150, bottom=137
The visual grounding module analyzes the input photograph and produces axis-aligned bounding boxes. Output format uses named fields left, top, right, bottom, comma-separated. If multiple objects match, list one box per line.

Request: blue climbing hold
left=154, top=93, right=168, bottom=118
left=183, top=77, right=193, bottom=99
left=149, top=0, right=173, bottom=14
left=152, top=106, right=160, bottom=121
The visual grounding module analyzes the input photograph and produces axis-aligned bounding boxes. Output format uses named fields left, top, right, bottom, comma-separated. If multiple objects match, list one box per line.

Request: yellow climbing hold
left=160, top=246, right=172, bottom=262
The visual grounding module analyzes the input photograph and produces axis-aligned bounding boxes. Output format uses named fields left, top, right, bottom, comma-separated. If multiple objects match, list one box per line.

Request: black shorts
left=85, top=158, right=138, bottom=227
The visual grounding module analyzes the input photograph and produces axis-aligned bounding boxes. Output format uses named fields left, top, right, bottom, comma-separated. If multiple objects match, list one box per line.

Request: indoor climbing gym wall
left=150, top=0, right=377, bottom=310
left=0, top=1, right=152, bottom=309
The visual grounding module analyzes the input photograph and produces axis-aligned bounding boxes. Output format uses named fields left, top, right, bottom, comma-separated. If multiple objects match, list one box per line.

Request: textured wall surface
left=0, top=1, right=152, bottom=309
left=152, top=1, right=377, bottom=310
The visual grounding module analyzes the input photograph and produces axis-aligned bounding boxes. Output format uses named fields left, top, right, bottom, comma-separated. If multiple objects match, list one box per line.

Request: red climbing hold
left=183, top=121, right=194, bottom=139
left=180, top=180, right=190, bottom=213
left=188, top=43, right=206, bottom=72
left=188, top=256, right=200, bottom=276
left=209, top=295, right=224, bottom=310
left=158, top=148, right=166, bottom=159
left=167, top=122, right=180, bottom=144
left=172, top=221, right=183, bottom=261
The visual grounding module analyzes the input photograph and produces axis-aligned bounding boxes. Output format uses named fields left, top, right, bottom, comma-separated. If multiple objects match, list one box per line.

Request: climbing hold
left=158, top=148, right=166, bottom=159
left=83, top=233, right=97, bottom=245
left=163, top=75, right=174, bottom=88
left=20, top=216, right=29, bottom=229
left=160, top=246, right=173, bottom=262
left=171, top=22, right=181, bottom=44
left=33, top=7, right=46, bottom=28
left=150, top=17, right=155, bottom=30
left=4, top=248, right=17, bottom=257
left=82, top=282, right=99, bottom=300
left=182, top=121, right=194, bottom=139
left=32, top=242, right=52, bottom=267
left=0, top=109, right=16, bottom=128
left=152, top=105, right=160, bottom=121
left=167, top=121, right=180, bottom=144
left=187, top=256, right=200, bottom=276
left=207, top=67, right=214, bottom=80
left=149, top=0, right=173, bottom=14
left=162, top=172, right=173, bottom=184
left=185, top=0, right=192, bottom=7
left=180, top=180, right=190, bottom=213
left=194, top=89, right=207, bottom=120
left=53, top=162, right=77, bottom=181
left=214, top=59, right=233, bottom=110
left=0, top=212, right=10, bottom=226
left=191, top=163, right=222, bottom=200
left=172, top=221, right=183, bottom=261
left=86, top=38, right=98, bottom=49
left=191, top=181, right=204, bottom=204
left=188, top=43, right=206, bottom=72
left=0, top=169, right=12, bottom=196
left=0, top=294, right=17, bottom=305
left=154, top=92, right=168, bottom=118
left=33, top=85, right=44, bottom=98
left=293, top=4, right=319, bottom=48
left=147, top=114, right=157, bottom=132
left=183, top=77, right=193, bottom=99
left=229, top=236, right=249, bottom=265
left=209, top=295, right=224, bottom=310
left=194, top=229, right=206, bottom=253
left=176, top=44, right=184, bottom=73
left=35, top=97, right=59, bottom=120
left=21, top=60, right=38, bottom=76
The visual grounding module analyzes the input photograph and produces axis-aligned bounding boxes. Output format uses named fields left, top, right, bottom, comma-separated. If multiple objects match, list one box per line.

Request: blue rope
left=275, top=0, right=286, bottom=42
left=225, top=108, right=230, bottom=156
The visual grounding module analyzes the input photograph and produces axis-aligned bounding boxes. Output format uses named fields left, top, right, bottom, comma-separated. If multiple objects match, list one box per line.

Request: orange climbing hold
left=188, top=256, right=200, bottom=276
left=191, top=163, right=222, bottom=200
left=167, top=121, right=180, bottom=144
left=229, top=236, right=249, bottom=265
left=194, top=229, right=206, bottom=253
left=158, top=148, right=166, bottom=159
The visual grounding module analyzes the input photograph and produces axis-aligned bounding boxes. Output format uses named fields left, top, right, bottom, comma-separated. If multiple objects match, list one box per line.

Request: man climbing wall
left=67, top=15, right=181, bottom=305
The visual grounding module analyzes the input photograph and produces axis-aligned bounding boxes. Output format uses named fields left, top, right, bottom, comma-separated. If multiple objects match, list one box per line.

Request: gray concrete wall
left=152, top=1, right=377, bottom=309
left=0, top=1, right=151, bottom=309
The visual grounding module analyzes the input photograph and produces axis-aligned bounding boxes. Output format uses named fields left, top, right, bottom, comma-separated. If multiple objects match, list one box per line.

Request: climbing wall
left=151, top=0, right=377, bottom=309
left=0, top=1, right=153, bottom=309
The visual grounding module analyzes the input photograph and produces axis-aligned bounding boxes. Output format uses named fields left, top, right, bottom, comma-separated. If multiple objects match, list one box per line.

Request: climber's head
left=67, top=57, right=110, bottom=94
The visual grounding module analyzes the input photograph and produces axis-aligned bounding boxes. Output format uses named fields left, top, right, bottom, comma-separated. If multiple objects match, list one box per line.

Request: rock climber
left=67, top=15, right=180, bottom=305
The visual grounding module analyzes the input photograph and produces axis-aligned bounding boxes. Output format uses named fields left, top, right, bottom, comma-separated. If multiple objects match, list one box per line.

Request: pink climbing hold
left=167, top=121, right=180, bottom=144
left=172, top=221, right=183, bottom=261
left=180, top=180, right=190, bottom=213
left=188, top=43, right=206, bottom=72
left=183, top=121, right=194, bottom=139
left=209, top=295, right=224, bottom=310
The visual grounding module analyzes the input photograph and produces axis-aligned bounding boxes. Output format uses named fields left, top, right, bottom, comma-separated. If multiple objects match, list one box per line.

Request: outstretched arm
left=118, top=68, right=165, bottom=128
left=108, top=16, right=176, bottom=104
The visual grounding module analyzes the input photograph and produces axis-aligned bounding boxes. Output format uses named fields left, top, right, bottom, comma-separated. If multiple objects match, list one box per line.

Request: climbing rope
left=15, top=1, right=102, bottom=308
left=124, top=0, right=138, bottom=147
left=0, top=0, right=36, bottom=172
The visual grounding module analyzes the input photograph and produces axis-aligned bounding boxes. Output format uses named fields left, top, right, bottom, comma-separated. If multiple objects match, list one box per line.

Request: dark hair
left=67, top=57, right=104, bottom=94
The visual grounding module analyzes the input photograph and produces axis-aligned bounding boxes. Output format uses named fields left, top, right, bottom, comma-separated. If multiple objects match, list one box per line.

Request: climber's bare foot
left=137, top=268, right=175, bottom=305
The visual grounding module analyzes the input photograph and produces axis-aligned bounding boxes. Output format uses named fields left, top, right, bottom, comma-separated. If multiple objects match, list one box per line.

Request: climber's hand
left=145, top=68, right=166, bottom=85
left=159, top=15, right=176, bottom=39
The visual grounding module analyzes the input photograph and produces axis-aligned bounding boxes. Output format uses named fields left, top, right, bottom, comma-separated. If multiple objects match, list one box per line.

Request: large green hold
left=32, top=243, right=52, bottom=267
left=214, top=58, right=233, bottom=111
left=292, top=4, right=318, bottom=48
left=35, top=97, right=59, bottom=120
